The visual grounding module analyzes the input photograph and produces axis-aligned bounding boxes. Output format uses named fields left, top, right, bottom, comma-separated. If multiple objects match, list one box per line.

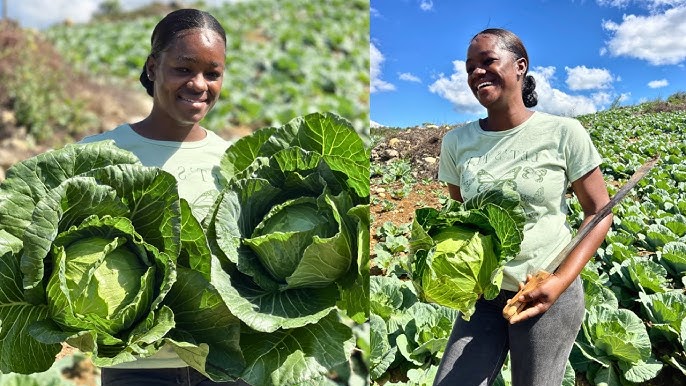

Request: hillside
left=370, top=94, right=686, bottom=386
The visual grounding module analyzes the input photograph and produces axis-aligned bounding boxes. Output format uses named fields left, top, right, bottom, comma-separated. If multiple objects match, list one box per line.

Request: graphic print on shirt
left=475, top=166, right=522, bottom=192
left=174, top=164, right=223, bottom=220
left=463, top=156, right=549, bottom=219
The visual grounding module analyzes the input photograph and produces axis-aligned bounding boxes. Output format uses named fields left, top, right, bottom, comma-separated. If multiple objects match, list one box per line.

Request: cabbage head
left=205, top=112, right=369, bottom=385
left=408, top=188, right=526, bottom=320
left=0, top=142, right=242, bottom=379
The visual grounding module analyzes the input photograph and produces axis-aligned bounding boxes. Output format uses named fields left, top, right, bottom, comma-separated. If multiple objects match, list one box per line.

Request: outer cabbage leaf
left=162, top=200, right=245, bottom=381
left=0, top=141, right=139, bottom=241
left=370, top=313, right=397, bottom=380
left=0, top=230, right=60, bottom=374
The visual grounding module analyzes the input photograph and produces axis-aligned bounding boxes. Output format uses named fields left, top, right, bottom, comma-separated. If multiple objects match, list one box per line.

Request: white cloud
left=370, top=120, right=384, bottom=128
left=10, top=0, right=246, bottom=29
left=529, top=66, right=599, bottom=116
left=419, top=0, right=434, bottom=11
left=370, top=43, right=396, bottom=93
left=648, top=79, right=669, bottom=88
left=371, top=7, right=381, bottom=18
left=11, top=0, right=99, bottom=28
left=565, top=66, right=616, bottom=90
left=428, top=60, right=484, bottom=115
left=602, top=5, right=686, bottom=65
left=591, top=91, right=613, bottom=105
left=399, top=72, right=422, bottom=83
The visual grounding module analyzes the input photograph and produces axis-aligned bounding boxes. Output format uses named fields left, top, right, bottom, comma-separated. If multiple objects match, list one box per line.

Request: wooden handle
left=502, top=270, right=551, bottom=320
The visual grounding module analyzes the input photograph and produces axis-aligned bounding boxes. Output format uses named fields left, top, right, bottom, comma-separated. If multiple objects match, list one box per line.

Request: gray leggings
left=433, top=276, right=585, bottom=386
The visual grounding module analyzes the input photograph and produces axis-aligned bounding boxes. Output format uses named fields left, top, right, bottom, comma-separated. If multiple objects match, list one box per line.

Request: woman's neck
left=483, top=104, right=533, bottom=132
left=130, top=116, right=206, bottom=142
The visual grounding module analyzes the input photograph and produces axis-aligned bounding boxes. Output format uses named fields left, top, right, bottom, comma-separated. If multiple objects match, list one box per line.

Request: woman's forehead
left=467, top=34, right=507, bottom=57
left=164, top=29, right=225, bottom=57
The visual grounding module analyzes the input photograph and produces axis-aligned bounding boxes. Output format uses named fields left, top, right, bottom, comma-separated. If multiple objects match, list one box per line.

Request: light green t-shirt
left=438, top=111, right=602, bottom=291
left=81, top=124, right=230, bottom=221
left=80, top=124, right=231, bottom=368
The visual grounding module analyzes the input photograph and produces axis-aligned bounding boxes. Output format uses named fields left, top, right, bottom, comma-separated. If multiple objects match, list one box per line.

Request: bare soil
left=370, top=125, right=450, bottom=273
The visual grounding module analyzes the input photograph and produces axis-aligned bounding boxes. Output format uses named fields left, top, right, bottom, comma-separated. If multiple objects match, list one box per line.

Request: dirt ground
left=370, top=125, right=452, bottom=273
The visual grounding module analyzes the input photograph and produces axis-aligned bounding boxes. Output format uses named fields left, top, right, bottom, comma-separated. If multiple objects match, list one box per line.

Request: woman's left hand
left=507, top=273, right=568, bottom=324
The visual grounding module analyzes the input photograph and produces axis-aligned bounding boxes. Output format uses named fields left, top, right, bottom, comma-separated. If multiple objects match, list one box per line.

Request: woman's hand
left=507, top=273, right=567, bottom=324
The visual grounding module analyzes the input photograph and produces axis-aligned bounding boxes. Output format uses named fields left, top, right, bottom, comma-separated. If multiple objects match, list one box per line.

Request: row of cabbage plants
left=45, top=0, right=369, bottom=137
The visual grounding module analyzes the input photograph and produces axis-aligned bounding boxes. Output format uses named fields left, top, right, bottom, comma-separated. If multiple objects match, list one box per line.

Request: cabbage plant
left=205, top=112, right=369, bottom=385
left=0, top=142, right=242, bottom=379
left=572, top=305, right=663, bottom=385
left=407, top=188, right=526, bottom=320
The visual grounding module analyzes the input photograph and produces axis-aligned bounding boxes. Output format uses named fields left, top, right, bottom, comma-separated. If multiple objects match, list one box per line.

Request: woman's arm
left=447, top=183, right=464, bottom=202
left=508, top=166, right=612, bottom=324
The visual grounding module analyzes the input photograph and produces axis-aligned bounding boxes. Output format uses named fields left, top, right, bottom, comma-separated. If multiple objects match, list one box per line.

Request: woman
left=80, top=8, right=249, bottom=386
left=433, top=28, right=612, bottom=386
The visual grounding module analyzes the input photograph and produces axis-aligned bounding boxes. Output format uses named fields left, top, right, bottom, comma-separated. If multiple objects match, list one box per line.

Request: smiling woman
left=433, top=28, right=612, bottom=386
left=78, top=8, right=250, bottom=386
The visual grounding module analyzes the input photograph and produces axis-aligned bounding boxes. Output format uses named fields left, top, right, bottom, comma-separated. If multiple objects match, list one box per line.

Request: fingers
left=508, top=302, right=548, bottom=324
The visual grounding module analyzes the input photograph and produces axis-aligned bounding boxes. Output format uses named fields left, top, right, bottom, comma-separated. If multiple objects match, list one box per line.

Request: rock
left=1, top=110, right=16, bottom=126
left=0, top=149, right=21, bottom=168
left=388, top=138, right=402, bottom=148
left=383, top=149, right=399, bottom=159
left=374, top=187, right=386, bottom=193
left=423, top=156, right=437, bottom=164
left=378, top=192, right=386, bottom=198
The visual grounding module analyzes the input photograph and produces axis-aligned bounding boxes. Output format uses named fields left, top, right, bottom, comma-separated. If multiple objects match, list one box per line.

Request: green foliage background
left=45, top=0, right=370, bottom=138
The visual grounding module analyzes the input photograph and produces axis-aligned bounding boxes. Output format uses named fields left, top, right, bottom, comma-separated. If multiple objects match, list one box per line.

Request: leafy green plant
left=571, top=305, right=663, bottom=385
left=0, top=142, right=241, bottom=379
left=204, top=112, right=369, bottom=385
left=380, top=199, right=396, bottom=212
left=407, top=188, right=526, bottom=320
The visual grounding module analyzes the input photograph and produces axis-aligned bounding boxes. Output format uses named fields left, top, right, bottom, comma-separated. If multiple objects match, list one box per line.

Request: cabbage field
left=370, top=95, right=686, bottom=386
left=44, top=0, right=369, bottom=138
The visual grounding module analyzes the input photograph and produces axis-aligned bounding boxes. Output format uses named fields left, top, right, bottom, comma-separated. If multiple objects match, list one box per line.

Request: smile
left=477, top=82, right=493, bottom=90
left=179, top=96, right=207, bottom=104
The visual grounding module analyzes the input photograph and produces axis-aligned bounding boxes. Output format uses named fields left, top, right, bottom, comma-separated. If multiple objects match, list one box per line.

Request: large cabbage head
left=408, top=188, right=526, bottom=320
left=0, top=142, right=178, bottom=372
left=245, top=197, right=338, bottom=284
left=47, top=231, right=156, bottom=337
left=205, top=112, right=369, bottom=386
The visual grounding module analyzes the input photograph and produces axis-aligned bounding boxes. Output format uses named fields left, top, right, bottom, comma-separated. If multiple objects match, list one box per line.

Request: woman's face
left=465, top=34, right=526, bottom=109
left=148, top=29, right=226, bottom=127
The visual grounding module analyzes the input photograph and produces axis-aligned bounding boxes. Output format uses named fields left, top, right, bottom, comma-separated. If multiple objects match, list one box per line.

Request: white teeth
left=477, top=82, right=493, bottom=90
left=181, top=96, right=205, bottom=103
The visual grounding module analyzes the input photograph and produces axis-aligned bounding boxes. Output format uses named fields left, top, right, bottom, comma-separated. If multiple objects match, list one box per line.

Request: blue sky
left=370, top=0, right=686, bottom=128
